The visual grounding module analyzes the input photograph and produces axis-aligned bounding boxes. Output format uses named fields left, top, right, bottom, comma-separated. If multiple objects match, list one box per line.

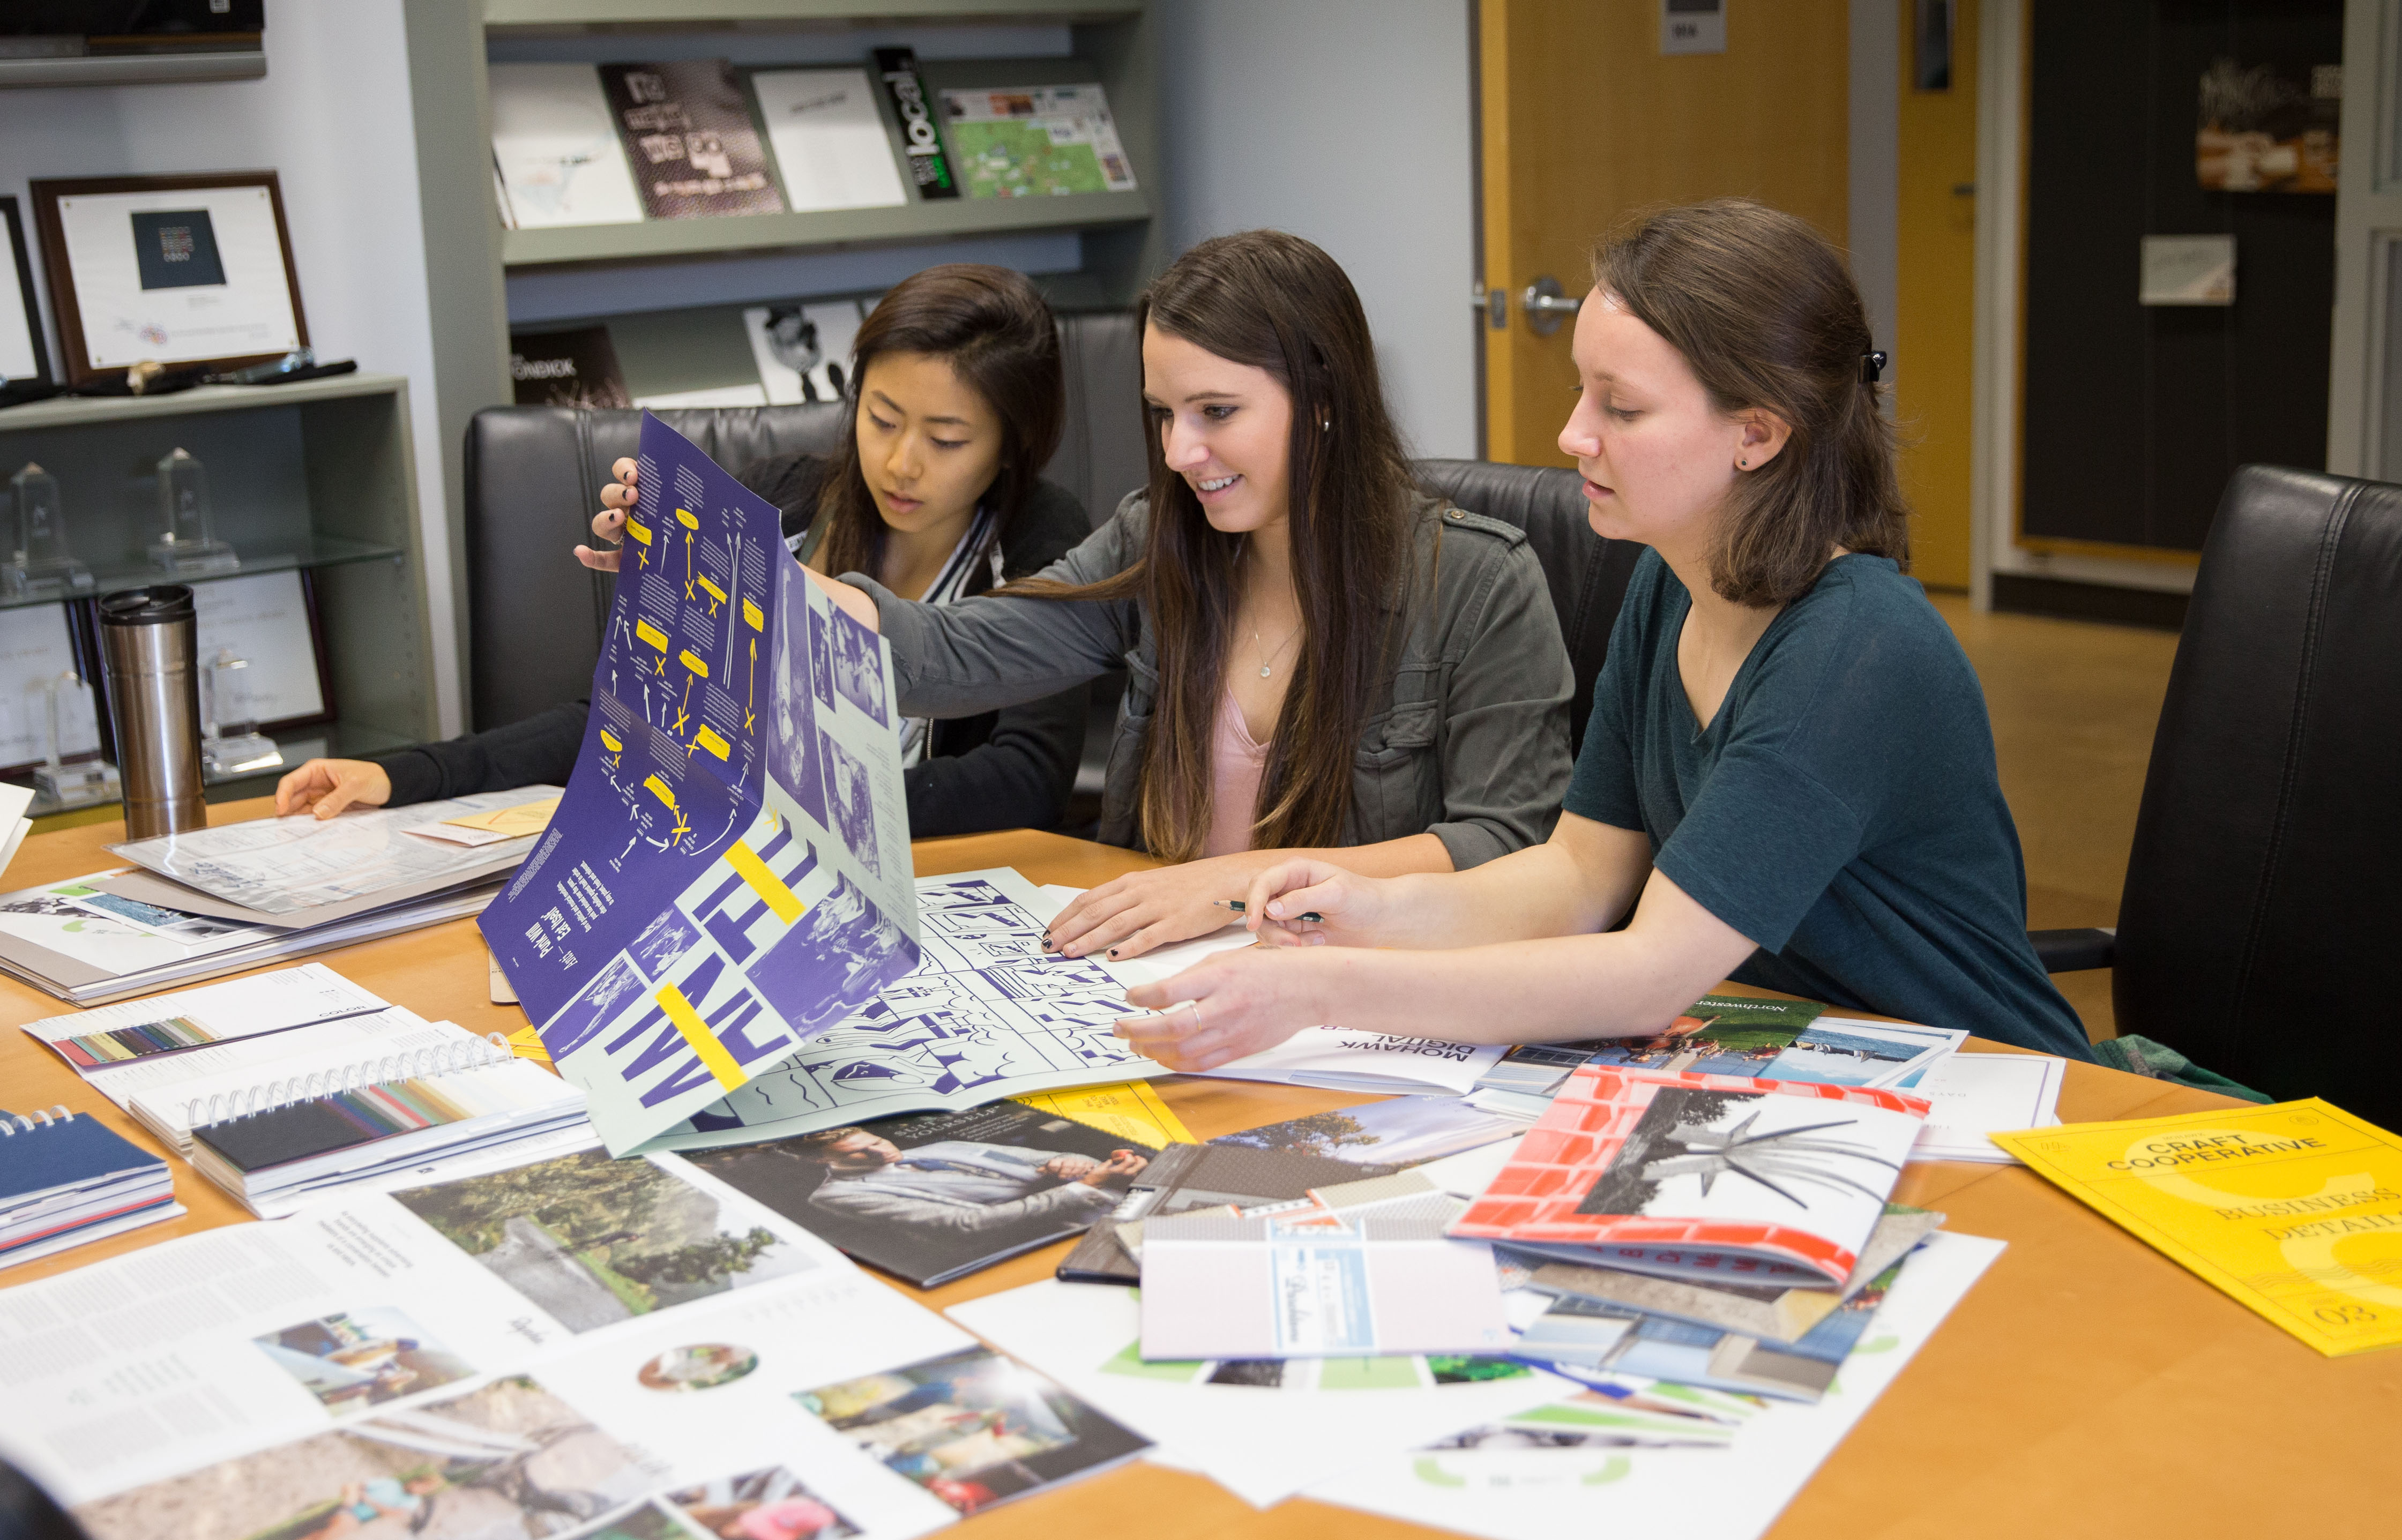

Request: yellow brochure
left=443, top=795, right=561, bottom=838
left=1012, top=1079, right=1194, bottom=1147
left=1994, top=1099, right=2402, bottom=1356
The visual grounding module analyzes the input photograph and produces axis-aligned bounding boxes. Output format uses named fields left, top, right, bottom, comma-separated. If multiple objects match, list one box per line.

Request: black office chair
left=2031, top=466, right=2402, bottom=1128
left=1414, top=458, right=1644, bottom=754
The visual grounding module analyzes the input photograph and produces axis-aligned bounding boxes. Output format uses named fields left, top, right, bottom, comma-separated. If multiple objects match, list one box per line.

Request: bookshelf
left=403, top=2, right=1164, bottom=727
left=0, top=373, right=442, bottom=817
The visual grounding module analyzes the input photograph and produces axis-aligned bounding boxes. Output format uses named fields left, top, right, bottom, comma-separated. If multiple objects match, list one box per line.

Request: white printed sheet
left=646, top=868, right=1164, bottom=1152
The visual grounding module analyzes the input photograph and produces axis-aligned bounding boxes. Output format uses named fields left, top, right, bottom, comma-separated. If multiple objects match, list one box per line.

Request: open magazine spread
left=0, top=1147, right=1147, bottom=1538
left=688, top=1094, right=1166, bottom=1289
left=646, top=869, right=1163, bottom=1152
left=482, top=413, right=921, bottom=1156
left=105, top=789, right=556, bottom=918
left=1450, top=1066, right=1931, bottom=1283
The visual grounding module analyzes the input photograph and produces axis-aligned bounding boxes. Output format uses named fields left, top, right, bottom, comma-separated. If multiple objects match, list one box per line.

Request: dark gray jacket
left=856, top=490, right=1575, bottom=868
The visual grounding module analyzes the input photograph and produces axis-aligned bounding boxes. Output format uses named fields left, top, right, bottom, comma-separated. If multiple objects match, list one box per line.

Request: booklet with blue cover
left=481, top=413, right=920, bottom=1155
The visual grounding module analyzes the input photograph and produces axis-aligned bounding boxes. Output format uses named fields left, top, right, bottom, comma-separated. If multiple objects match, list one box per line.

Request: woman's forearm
left=1301, top=928, right=1722, bottom=1044
left=1367, top=827, right=1651, bottom=950
left=801, top=565, right=882, bottom=631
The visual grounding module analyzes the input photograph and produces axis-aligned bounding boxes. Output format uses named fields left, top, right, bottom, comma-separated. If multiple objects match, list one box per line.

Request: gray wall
left=1157, top=0, right=1479, bottom=459
left=0, top=0, right=461, bottom=732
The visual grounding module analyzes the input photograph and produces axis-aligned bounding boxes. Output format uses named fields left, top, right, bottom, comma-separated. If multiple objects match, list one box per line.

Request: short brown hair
left=1590, top=198, right=1909, bottom=607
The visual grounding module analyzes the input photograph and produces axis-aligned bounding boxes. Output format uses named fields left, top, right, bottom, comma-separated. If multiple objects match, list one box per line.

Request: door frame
left=2328, top=0, right=2402, bottom=479
left=1970, top=0, right=2201, bottom=610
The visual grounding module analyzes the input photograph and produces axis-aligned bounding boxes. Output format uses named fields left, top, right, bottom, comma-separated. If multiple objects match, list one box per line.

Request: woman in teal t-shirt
left=1110, top=197, right=2092, bottom=1064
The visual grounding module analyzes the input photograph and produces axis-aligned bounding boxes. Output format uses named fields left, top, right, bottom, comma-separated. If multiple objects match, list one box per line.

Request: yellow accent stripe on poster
left=723, top=840, right=805, bottom=924
left=655, top=983, right=745, bottom=1091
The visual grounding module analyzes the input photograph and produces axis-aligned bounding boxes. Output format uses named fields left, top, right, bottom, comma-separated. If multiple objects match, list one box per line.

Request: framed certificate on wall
left=28, top=171, right=308, bottom=387
left=2, top=196, right=53, bottom=398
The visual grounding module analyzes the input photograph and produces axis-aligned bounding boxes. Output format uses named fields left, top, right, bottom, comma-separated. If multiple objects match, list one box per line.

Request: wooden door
left=1478, top=0, right=1852, bottom=467
left=1894, top=0, right=1979, bottom=589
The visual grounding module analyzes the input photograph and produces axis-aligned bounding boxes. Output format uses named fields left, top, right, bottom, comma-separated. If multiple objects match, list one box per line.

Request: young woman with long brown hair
left=587, top=229, right=1576, bottom=961
left=1116, top=199, right=2094, bottom=1060
left=283, top=264, right=1091, bottom=836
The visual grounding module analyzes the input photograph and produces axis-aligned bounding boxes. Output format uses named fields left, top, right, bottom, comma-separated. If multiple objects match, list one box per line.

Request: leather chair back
left=1414, top=458, right=1643, bottom=752
left=465, top=403, right=844, bottom=731
left=2113, top=465, right=2402, bottom=1126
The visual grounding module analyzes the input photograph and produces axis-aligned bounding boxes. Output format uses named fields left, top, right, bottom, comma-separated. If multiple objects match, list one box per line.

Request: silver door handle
left=1521, top=275, right=1581, bottom=335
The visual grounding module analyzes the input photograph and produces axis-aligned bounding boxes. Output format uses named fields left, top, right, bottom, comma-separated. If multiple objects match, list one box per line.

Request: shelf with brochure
left=0, top=372, right=441, bottom=823
left=492, top=41, right=1160, bottom=274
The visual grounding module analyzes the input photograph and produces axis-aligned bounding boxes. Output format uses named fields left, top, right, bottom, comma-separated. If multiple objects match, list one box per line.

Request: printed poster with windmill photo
left=1450, top=1065, right=1932, bottom=1282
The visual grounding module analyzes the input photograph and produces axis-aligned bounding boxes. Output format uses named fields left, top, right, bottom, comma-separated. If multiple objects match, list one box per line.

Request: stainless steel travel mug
left=100, top=585, right=207, bottom=839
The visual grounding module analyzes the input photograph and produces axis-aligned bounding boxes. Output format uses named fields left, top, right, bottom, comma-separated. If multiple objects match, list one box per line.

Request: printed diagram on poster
left=653, top=869, right=1163, bottom=1151
left=482, top=413, right=920, bottom=1156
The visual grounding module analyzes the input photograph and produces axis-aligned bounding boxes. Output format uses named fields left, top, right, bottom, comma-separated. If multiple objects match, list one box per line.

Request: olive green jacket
left=852, top=489, right=1574, bottom=867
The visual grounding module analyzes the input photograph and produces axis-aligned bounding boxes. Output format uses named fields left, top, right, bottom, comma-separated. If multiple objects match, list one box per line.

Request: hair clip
left=1861, top=350, right=1888, bottom=385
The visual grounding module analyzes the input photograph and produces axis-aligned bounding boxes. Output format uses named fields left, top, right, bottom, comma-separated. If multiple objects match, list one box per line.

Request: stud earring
left=1737, top=459, right=1749, bottom=470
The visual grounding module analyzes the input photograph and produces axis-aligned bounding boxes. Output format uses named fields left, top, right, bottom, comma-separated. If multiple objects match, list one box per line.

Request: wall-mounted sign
left=1662, top=0, right=1726, bottom=57
left=2139, top=234, right=2237, bottom=306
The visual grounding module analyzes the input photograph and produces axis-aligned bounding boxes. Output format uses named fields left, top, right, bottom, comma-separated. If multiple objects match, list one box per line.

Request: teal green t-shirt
left=1564, top=549, right=2091, bottom=1059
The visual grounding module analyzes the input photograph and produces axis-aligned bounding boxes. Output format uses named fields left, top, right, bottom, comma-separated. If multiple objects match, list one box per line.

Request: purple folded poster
left=481, top=413, right=919, bottom=1154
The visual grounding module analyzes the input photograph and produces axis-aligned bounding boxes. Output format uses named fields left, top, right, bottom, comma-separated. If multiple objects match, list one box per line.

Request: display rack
left=404, top=1, right=1163, bottom=726
left=0, top=372, right=442, bottom=820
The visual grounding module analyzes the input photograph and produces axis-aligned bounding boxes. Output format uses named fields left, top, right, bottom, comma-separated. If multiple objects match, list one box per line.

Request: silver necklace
left=1252, top=621, right=1301, bottom=678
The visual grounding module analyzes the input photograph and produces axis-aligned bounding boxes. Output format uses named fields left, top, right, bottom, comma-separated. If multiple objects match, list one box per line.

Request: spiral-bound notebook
left=1, top=1107, right=183, bottom=1270
left=167, top=1037, right=590, bottom=1218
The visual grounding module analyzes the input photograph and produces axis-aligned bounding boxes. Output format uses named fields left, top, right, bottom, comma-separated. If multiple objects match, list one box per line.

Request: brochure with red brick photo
left=1448, top=1066, right=1930, bottom=1283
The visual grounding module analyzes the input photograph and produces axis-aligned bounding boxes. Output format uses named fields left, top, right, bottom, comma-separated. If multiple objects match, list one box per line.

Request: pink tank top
left=1202, top=689, right=1271, bottom=858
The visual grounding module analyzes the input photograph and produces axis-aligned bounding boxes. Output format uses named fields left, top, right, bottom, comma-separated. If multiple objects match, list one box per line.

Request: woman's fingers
left=1113, top=951, right=1317, bottom=1070
left=1239, top=858, right=1340, bottom=930
left=1045, top=884, right=1138, bottom=954
left=573, top=544, right=623, bottom=572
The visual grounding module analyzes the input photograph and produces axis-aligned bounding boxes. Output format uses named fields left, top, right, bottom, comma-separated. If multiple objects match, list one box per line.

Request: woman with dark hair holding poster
left=279, top=264, right=1092, bottom=839
left=1115, top=200, right=2092, bottom=1061
left=588, top=228, right=1576, bottom=962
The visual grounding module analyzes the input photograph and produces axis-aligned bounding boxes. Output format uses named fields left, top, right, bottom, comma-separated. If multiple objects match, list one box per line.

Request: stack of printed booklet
left=0, top=788, right=558, bottom=1005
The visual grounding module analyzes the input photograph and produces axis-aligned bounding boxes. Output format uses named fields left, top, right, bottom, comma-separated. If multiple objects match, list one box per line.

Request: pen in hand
left=1211, top=898, right=1324, bottom=924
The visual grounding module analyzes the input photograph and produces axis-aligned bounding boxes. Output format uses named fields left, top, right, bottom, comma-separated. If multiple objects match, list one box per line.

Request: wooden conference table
left=2, top=802, right=2396, bottom=1539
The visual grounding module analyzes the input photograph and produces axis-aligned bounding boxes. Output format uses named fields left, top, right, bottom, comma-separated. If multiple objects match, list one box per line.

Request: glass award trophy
left=32, top=669, right=118, bottom=808
left=150, top=448, right=240, bottom=574
left=6, top=463, right=96, bottom=599
left=201, top=647, right=282, bottom=777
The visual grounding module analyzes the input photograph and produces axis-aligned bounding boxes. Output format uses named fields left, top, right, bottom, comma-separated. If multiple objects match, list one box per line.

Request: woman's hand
left=1045, top=856, right=1262, bottom=961
left=1114, top=945, right=1338, bottom=1071
left=1236, top=857, right=1407, bottom=947
left=275, top=758, right=392, bottom=820
left=573, top=456, right=640, bottom=573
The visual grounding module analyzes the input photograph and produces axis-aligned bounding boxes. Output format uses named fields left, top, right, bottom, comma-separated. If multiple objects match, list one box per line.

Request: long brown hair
left=1590, top=198, right=1909, bottom=606
left=1008, top=230, right=1418, bottom=862
left=811, top=264, right=1064, bottom=580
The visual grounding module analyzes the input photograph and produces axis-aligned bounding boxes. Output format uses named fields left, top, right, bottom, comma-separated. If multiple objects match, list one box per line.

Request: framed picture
left=27, top=171, right=308, bottom=387
left=1, top=196, right=53, bottom=396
